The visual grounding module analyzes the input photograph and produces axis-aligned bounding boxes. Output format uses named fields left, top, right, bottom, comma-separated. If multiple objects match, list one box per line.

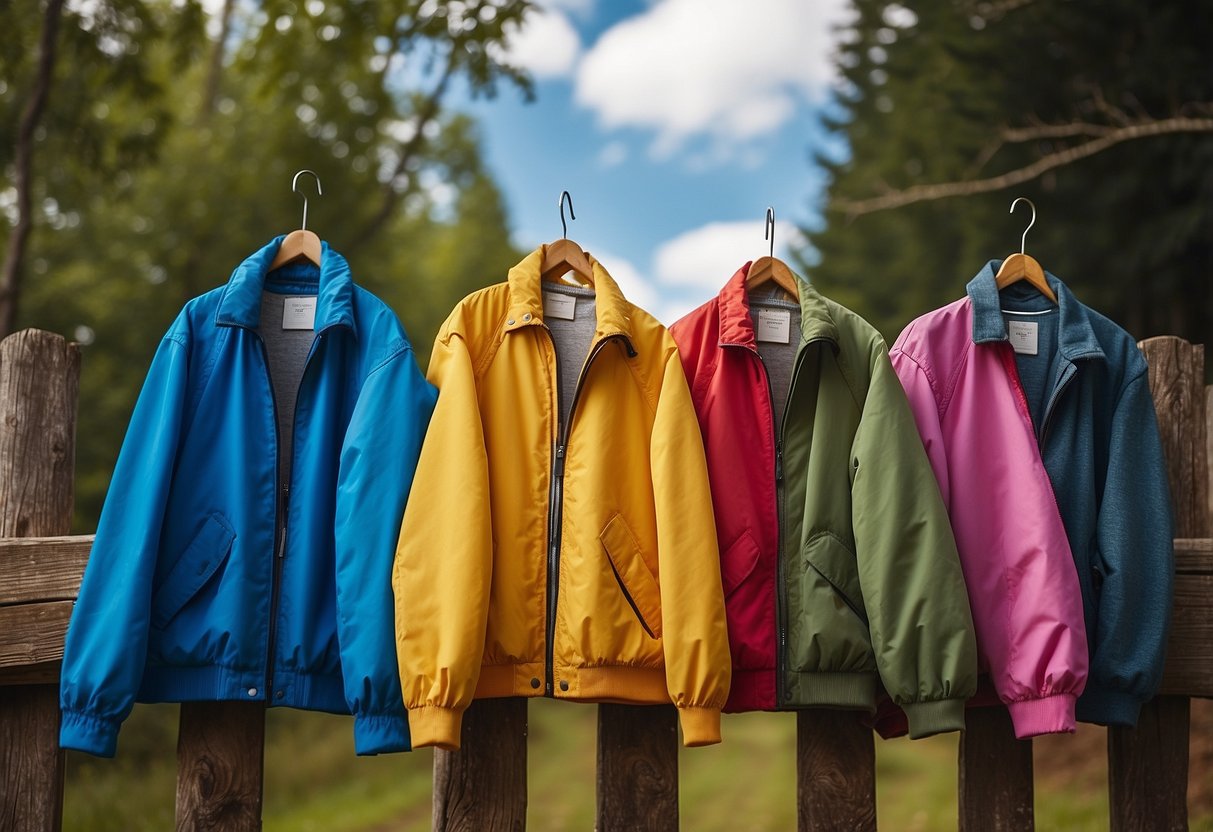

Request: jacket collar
left=215, top=236, right=357, bottom=336
left=717, top=262, right=839, bottom=350
left=504, top=245, right=636, bottom=353
left=966, top=259, right=1104, bottom=362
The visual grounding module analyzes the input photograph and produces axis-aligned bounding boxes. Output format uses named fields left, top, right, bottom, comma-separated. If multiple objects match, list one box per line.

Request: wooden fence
left=0, top=327, right=1209, bottom=831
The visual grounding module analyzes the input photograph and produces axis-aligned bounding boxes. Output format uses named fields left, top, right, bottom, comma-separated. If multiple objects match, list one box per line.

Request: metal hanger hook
left=1009, top=196, right=1035, bottom=255
left=764, top=207, right=775, bottom=259
left=292, top=169, right=323, bottom=232
left=558, top=190, right=575, bottom=239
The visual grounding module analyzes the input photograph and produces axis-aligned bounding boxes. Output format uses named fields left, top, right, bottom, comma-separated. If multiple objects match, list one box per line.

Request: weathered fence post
left=176, top=701, right=265, bottom=831
left=959, top=706, right=1033, bottom=831
left=796, top=710, right=876, bottom=831
left=1107, top=337, right=1208, bottom=832
left=596, top=704, right=678, bottom=831
left=0, top=329, right=80, bottom=832
left=434, top=697, right=528, bottom=831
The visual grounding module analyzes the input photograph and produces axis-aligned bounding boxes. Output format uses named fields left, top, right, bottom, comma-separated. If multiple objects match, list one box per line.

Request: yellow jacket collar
left=504, top=246, right=637, bottom=353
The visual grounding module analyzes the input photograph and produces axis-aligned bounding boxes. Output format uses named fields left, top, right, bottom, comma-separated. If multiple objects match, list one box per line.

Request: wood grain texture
left=796, top=710, right=876, bottom=832
left=1160, top=570, right=1213, bottom=697
left=596, top=704, right=677, bottom=832
left=0, top=660, right=61, bottom=686
left=0, top=600, right=72, bottom=668
left=959, top=706, right=1033, bottom=832
left=0, top=535, right=90, bottom=605
left=434, top=697, right=527, bottom=832
left=0, top=329, right=78, bottom=832
left=1108, top=696, right=1190, bottom=832
left=0, top=330, right=80, bottom=540
left=176, top=702, right=266, bottom=832
left=1107, top=336, right=1207, bottom=832
left=0, top=685, right=65, bottom=832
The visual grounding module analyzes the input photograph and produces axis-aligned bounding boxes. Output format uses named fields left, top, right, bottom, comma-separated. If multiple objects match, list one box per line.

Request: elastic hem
left=475, top=661, right=677, bottom=706
left=1007, top=693, right=1077, bottom=738
left=407, top=705, right=463, bottom=750
left=353, top=712, right=411, bottom=755
left=136, top=664, right=349, bottom=714
left=902, top=698, right=966, bottom=739
left=679, top=706, right=722, bottom=747
left=59, top=709, right=120, bottom=758
left=780, top=671, right=877, bottom=711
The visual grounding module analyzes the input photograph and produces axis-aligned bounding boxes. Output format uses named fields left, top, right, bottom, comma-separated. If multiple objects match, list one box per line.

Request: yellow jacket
left=394, top=247, right=730, bottom=749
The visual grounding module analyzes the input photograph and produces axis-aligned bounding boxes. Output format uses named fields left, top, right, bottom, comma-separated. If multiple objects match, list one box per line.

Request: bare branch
left=834, top=115, right=1213, bottom=219
left=1000, top=122, right=1111, bottom=141
left=0, top=0, right=66, bottom=340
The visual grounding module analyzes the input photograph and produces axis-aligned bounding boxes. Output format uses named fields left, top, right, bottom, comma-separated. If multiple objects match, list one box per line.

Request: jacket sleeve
left=60, top=333, right=190, bottom=756
left=392, top=326, right=492, bottom=750
left=335, top=343, right=437, bottom=754
left=852, top=347, right=977, bottom=739
left=1081, top=369, right=1174, bottom=726
left=651, top=348, right=731, bottom=746
left=890, top=345, right=1088, bottom=738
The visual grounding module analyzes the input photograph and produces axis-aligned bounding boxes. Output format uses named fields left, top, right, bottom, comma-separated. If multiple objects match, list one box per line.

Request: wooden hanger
left=269, top=169, right=323, bottom=271
left=994, top=197, right=1057, bottom=303
left=540, top=190, right=594, bottom=286
left=745, top=207, right=799, bottom=299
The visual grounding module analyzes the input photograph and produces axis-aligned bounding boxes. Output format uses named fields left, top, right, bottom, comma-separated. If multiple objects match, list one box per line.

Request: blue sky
left=462, top=0, right=854, bottom=323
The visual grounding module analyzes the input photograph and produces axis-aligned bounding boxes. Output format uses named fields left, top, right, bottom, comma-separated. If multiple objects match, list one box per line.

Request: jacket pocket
left=600, top=513, right=662, bottom=639
left=152, top=513, right=236, bottom=630
left=803, top=530, right=867, bottom=625
left=721, top=529, right=761, bottom=598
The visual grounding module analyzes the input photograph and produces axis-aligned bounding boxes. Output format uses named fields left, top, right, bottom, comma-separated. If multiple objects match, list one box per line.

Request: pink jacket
left=890, top=297, right=1088, bottom=738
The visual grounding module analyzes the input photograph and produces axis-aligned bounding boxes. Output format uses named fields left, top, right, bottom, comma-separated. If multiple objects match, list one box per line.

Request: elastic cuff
left=407, top=705, right=464, bottom=750
left=678, top=706, right=722, bottom=747
left=902, top=698, right=966, bottom=739
left=1075, top=687, right=1144, bottom=727
left=1006, top=694, right=1076, bottom=738
left=354, top=712, right=411, bottom=755
left=59, top=710, right=120, bottom=757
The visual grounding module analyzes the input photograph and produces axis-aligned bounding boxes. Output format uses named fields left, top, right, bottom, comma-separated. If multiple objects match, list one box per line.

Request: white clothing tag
left=756, top=308, right=792, bottom=344
left=544, top=293, right=577, bottom=321
left=282, top=296, right=317, bottom=330
left=1008, top=320, right=1038, bottom=355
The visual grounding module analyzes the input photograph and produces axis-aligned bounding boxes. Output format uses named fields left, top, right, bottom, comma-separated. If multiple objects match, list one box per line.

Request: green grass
left=62, top=702, right=1208, bottom=830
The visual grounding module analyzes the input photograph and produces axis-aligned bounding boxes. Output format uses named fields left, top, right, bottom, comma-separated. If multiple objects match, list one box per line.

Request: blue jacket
left=968, top=262, right=1174, bottom=726
left=60, top=238, right=436, bottom=756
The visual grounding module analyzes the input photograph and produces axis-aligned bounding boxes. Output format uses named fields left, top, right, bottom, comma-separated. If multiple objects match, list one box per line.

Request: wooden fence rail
left=0, top=328, right=1208, bottom=831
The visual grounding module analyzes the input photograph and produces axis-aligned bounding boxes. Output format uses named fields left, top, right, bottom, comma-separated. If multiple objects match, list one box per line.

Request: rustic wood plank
left=796, top=710, right=876, bottom=832
left=1173, top=538, right=1213, bottom=573
left=1160, top=572, right=1213, bottom=697
left=1108, top=696, right=1190, bottom=832
left=596, top=704, right=677, bottom=832
left=176, top=701, right=265, bottom=831
left=0, top=600, right=72, bottom=669
left=0, top=685, right=65, bottom=831
left=434, top=697, right=527, bottom=832
left=0, top=660, right=61, bottom=686
left=0, top=535, right=91, bottom=605
left=0, top=329, right=79, bottom=832
left=1107, top=336, right=1207, bottom=832
left=959, top=706, right=1033, bottom=831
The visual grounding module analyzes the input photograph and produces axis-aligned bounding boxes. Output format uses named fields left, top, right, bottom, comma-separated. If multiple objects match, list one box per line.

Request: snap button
left=559, top=680, right=569, bottom=692
left=247, top=687, right=258, bottom=697
left=507, top=319, right=516, bottom=326
left=523, top=313, right=532, bottom=321
left=275, top=690, right=285, bottom=700
left=530, top=677, right=541, bottom=689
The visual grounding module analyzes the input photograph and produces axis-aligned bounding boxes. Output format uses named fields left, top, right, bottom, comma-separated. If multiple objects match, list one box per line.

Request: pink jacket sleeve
left=889, top=344, right=1088, bottom=738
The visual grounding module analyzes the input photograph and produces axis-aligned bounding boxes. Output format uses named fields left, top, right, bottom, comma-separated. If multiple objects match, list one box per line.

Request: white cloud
left=597, top=140, right=628, bottom=168
left=493, top=6, right=582, bottom=79
left=653, top=221, right=771, bottom=289
left=575, top=0, right=851, bottom=157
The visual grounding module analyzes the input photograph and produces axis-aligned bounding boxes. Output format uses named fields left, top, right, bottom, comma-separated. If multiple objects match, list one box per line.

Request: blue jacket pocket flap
left=152, top=513, right=235, bottom=630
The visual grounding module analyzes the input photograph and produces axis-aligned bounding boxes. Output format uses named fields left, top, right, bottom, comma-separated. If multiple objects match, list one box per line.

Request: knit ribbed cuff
left=902, top=698, right=966, bottom=739
left=1007, top=694, right=1076, bottom=738
left=678, top=706, right=722, bottom=747
left=1075, top=687, right=1144, bottom=728
left=407, top=705, right=463, bottom=750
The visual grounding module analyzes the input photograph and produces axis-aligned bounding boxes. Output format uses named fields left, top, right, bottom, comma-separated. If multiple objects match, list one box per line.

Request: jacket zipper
left=253, top=328, right=326, bottom=702
left=1038, top=361, right=1077, bottom=448
left=542, top=332, right=628, bottom=696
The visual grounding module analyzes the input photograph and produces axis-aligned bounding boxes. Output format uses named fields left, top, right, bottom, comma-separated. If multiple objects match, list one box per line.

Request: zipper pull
left=554, top=444, right=566, bottom=479
left=775, top=443, right=784, bottom=483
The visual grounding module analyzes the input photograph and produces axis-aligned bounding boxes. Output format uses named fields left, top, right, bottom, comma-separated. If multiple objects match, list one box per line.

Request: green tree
left=802, top=0, right=1213, bottom=346
left=4, top=0, right=533, bottom=528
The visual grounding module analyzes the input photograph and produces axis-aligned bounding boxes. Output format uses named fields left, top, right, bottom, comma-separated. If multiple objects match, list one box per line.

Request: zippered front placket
left=540, top=330, right=630, bottom=696
left=1038, top=361, right=1077, bottom=448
